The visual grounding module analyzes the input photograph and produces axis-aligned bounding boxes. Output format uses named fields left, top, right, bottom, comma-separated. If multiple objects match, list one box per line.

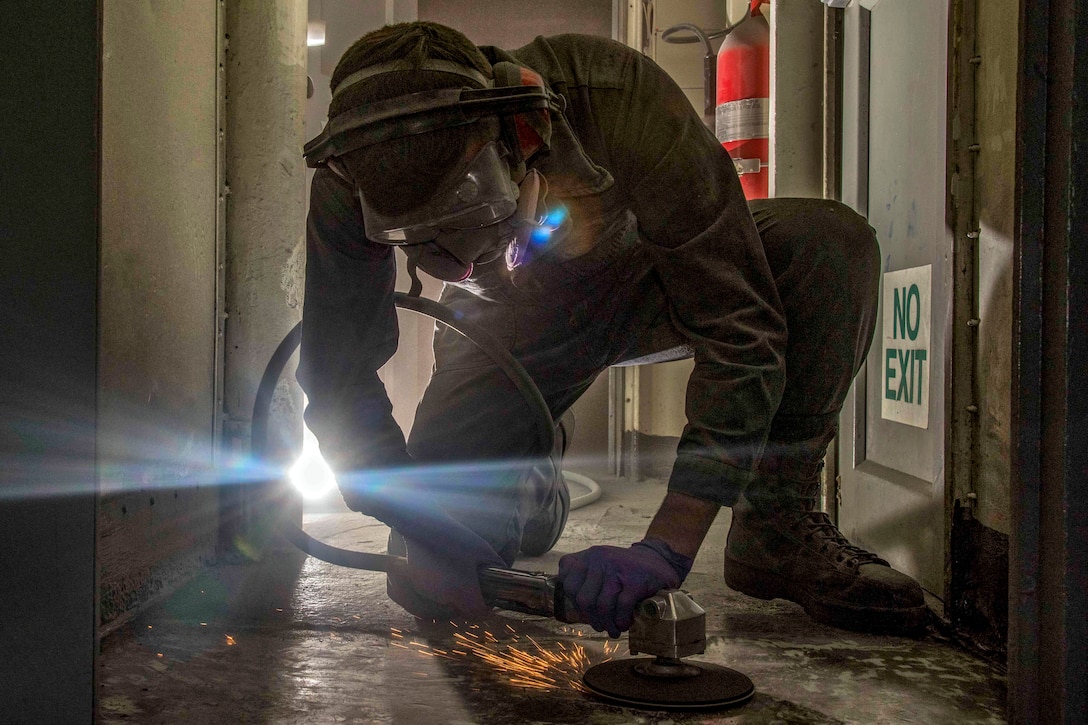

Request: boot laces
left=790, top=496, right=887, bottom=569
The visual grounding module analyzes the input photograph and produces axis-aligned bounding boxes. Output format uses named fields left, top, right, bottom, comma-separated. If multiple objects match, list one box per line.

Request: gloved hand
left=558, top=538, right=694, bottom=638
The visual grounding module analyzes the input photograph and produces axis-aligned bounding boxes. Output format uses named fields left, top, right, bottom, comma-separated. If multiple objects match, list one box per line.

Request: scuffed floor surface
left=98, top=475, right=1006, bottom=724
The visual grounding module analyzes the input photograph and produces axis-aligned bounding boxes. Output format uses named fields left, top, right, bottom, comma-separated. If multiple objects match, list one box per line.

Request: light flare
left=529, top=206, right=568, bottom=245
left=288, top=401, right=336, bottom=499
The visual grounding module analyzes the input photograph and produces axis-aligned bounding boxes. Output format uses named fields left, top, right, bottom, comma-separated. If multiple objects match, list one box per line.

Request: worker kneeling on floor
left=297, top=21, right=927, bottom=638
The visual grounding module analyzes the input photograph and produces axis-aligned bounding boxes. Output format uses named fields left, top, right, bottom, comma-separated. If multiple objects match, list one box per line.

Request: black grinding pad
left=582, top=658, right=755, bottom=711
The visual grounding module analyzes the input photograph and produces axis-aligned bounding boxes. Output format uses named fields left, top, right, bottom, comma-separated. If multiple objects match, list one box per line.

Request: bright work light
left=288, top=396, right=336, bottom=499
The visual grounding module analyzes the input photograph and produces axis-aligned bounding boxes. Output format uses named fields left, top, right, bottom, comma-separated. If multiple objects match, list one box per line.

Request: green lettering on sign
left=906, top=284, right=921, bottom=341
left=898, top=349, right=912, bottom=403
left=885, top=348, right=928, bottom=404
left=914, top=349, right=927, bottom=405
left=893, top=287, right=906, bottom=339
left=885, top=348, right=897, bottom=399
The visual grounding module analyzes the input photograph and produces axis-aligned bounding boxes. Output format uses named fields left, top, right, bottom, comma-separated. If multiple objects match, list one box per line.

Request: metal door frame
left=1008, top=0, right=1088, bottom=720
left=0, top=2, right=101, bottom=721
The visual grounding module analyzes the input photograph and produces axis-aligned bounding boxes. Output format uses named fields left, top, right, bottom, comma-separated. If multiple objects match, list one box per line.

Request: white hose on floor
left=563, top=470, right=603, bottom=510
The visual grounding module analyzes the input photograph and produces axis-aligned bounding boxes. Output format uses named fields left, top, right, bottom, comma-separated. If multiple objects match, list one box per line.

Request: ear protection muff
left=489, top=62, right=554, bottom=173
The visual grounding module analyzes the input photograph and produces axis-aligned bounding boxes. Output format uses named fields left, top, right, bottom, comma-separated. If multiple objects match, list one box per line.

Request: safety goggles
left=358, top=140, right=520, bottom=245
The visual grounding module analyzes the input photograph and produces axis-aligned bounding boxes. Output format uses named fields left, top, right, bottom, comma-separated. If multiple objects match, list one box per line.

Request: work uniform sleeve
left=296, top=167, right=411, bottom=499
left=601, top=50, right=787, bottom=505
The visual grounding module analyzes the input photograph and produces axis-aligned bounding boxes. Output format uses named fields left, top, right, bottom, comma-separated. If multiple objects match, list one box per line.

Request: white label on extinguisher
left=715, top=98, right=770, bottom=144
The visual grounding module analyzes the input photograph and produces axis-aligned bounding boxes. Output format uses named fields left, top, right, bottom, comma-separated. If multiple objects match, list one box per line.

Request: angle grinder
left=277, top=523, right=756, bottom=711
left=478, top=566, right=755, bottom=711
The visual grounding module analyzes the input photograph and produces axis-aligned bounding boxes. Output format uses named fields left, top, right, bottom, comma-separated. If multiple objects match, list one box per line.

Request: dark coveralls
left=298, top=34, right=880, bottom=566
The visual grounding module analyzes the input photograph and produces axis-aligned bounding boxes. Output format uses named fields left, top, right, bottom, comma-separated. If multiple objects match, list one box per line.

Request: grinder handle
left=553, top=578, right=588, bottom=624
left=477, top=566, right=587, bottom=624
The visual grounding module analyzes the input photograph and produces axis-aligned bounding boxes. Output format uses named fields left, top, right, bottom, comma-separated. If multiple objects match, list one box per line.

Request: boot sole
left=724, top=554, right=929, bottom=634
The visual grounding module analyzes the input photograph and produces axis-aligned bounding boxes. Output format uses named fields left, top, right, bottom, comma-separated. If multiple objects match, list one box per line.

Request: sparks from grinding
left=385, top=622, right=618, bottom=692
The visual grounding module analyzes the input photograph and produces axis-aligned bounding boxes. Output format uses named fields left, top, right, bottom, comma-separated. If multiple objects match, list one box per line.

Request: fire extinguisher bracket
left=733, top=158, right=765, bottom=176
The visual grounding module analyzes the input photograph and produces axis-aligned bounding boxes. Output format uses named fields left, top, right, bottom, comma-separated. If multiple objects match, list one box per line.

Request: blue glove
left=558, top=538, right=694, bottom=638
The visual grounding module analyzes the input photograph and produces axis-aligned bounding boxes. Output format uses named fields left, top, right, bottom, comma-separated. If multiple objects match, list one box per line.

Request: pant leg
left=404, top=283, right=539, bottom=564
left=406, top=212, right=672, bottom=561
left=747, top=197, right=881, bottom=480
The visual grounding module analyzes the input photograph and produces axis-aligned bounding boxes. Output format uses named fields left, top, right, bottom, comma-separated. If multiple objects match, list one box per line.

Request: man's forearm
left=645, top=490, right=721, bottom=561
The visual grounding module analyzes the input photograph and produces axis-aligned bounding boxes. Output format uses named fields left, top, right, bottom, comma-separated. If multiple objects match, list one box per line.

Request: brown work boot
left=724, top=479, right=928, bottom=633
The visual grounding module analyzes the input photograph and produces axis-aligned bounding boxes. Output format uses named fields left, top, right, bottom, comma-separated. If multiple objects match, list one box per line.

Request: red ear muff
left=510, top=67, right=548, bottom=160
left=491, top=62, right=552, bottom=163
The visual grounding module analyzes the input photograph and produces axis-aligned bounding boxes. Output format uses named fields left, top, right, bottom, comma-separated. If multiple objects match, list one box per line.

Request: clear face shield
left=356, top=137, right=569, bottom=282
left=358, top=140, right=519, bottom=245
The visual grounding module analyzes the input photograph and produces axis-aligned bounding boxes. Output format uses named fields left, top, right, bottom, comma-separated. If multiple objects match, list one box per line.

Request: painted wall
left=97, top=0, right=222, bottom=626
left=222, top=0, right=308, bottom=475
left=97, top=0, right=309, bottom=624
left=973, top=0, right=1016, bottom=536
left=419, top=0, right=612, bottom=48
left=650, top=0, right=751, bottom=113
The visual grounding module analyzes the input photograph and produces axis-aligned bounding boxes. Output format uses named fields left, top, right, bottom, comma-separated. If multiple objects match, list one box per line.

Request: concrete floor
left=98, top=475, right=1006, bottom=724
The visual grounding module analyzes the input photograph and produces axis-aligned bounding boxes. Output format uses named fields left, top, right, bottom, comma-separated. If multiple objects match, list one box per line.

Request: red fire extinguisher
left=716, top=1, right=770, bottom=199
